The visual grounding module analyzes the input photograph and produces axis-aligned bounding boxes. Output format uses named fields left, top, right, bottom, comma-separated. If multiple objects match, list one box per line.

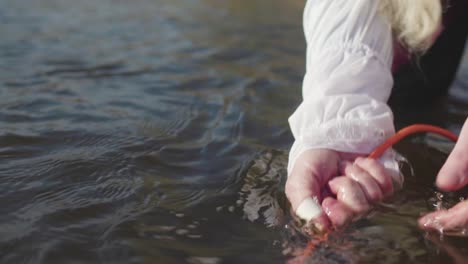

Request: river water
left=1, top=0, right=467, bottom=263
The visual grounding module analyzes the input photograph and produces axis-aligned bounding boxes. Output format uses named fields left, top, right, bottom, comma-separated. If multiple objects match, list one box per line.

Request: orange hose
left=368, top=124, right=458, bottom=159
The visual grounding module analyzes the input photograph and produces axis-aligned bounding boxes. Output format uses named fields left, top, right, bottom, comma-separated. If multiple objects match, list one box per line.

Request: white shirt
left=288, top=0, right=399, bottom=176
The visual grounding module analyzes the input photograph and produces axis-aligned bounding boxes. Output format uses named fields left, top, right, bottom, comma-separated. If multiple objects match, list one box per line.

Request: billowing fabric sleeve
left=288, top=0, right=399, bottom=175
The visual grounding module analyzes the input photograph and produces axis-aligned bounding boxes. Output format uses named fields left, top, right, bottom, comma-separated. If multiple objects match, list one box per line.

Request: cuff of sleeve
left=288, top=94, right=395, bottom=174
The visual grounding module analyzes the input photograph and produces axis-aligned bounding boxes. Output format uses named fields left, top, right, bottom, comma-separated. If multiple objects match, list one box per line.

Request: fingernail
left=296, top=197, right=323, bottom=222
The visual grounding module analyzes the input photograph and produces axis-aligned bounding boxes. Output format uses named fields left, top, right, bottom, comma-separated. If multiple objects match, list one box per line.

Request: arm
left=286, top=0, right=400, bottom=230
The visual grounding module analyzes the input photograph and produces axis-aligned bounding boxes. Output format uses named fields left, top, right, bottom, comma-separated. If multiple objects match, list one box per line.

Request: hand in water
left=419, top=119, right=468, bottom=234
left=285, top=149, right=395, bottom=232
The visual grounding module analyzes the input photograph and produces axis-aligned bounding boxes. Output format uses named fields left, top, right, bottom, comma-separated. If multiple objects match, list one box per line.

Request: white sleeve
left=288, top=0, right=399, bottom=175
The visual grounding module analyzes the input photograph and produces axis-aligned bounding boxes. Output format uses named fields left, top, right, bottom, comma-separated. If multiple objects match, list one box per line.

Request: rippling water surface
left=1, top=0, right=467, bottom=263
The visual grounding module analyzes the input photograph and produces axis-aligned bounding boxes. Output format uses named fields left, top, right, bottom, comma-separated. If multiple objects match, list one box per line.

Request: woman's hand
left=285, top=149, right=396, bottom=232
left=419, top=200, right=468, bottom=233
left=419, top=118, right=468, bottom=234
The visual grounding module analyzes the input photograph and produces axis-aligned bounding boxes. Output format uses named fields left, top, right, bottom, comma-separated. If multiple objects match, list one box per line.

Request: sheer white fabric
left=288, top=0, right=399, bottom=176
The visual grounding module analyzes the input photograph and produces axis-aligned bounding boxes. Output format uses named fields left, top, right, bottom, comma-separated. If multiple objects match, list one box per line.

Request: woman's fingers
left=286, top=150, right=398, bottom=232
left=427, top=119, right=468, bottom=235
left=341, top=161, right=383, bottom=202
left=322, top=197, right=354, bottom=228
left=419, top=200, right=468, bottom=234
left=354, top=157, right=394, bottom=197
left=437, top=118, right=468, bottom=191
left=322, top=158, right=395, bottom=228
left=328, top=176, right=370, bottom=214
left=436, top=149, right=468, bottom=191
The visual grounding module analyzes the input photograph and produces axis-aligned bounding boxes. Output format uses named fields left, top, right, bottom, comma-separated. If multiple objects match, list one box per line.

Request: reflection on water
left=0, top=0, right=467, bottom=263
left=239, top=150, right=287, bottom=227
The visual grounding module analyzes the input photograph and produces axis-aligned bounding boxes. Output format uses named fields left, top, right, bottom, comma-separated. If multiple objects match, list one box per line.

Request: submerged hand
left=285, top=149, right=395, bottom=232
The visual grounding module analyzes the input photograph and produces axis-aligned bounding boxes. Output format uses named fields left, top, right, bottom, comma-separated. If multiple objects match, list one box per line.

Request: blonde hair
left=378, top=0, right=443, bottom=53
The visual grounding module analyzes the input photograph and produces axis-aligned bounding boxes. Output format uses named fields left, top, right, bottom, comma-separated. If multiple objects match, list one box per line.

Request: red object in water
left=368, top=124, right=459, bottom=159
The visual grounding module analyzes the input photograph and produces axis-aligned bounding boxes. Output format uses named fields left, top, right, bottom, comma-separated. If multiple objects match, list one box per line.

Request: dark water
left=1, top=0, right=467, bottom=263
